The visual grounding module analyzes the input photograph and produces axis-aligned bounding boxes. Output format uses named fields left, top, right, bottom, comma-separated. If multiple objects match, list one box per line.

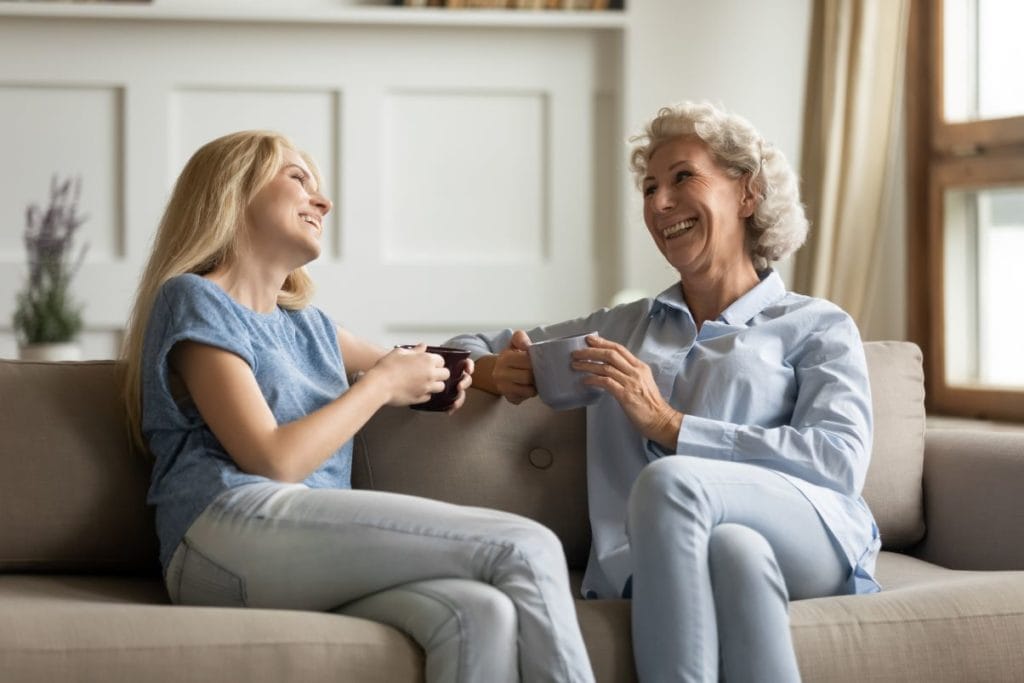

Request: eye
left=674, top=170, right=692, bottom=183
left=643, top=184, right=656, bottom=197
left=291, top=172, right=308, bottom=187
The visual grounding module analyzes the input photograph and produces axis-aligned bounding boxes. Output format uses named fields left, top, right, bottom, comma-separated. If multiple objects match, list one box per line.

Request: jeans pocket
left=175, top=540, right=247, bottom=607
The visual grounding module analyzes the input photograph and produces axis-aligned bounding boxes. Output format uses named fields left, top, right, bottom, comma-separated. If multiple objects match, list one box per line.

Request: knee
left=501, top=516, right=566, bottom=568
left=376, top=580, right=518, bottom=661
left=448, top=581, right=518, bottom=635
left=628, top=457, right=707, bottom=526
left=708, top=524, right=787, bottom=599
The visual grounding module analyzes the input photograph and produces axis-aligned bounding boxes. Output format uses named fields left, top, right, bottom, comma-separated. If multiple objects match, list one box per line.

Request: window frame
left=907, top=0, right=1024, bottom=422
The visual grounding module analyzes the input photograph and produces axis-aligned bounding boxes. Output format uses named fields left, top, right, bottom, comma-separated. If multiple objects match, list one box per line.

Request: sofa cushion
left=566, top=553, right=1024, bottom=683
left=0, top=340, right=924, bottom=574
left=354, top=389, right=591, bottom=569
left=0, top=575, right=422, bottom=682
left=861, top=341, right=927, bottom=549
left=791, top=551, right=1024, bottom=682
left=0, top=360, right=158, bottom=573
left=356, top=342, right=927, bottom=563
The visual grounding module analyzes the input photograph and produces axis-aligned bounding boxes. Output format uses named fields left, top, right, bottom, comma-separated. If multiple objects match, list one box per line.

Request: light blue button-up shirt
left=448, top=270, right=881, bottom=599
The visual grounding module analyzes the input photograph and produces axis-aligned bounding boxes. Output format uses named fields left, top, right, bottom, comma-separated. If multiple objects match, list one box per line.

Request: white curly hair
left=629, top=101, right=808, bottom=271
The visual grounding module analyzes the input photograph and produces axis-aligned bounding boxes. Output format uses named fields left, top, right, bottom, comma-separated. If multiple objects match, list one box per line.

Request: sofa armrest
left=912, top=429, right=1024, bottom=570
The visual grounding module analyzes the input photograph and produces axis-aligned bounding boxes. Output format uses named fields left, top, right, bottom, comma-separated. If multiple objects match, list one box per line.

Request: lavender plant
left=13, top=176, right=89, bottom=345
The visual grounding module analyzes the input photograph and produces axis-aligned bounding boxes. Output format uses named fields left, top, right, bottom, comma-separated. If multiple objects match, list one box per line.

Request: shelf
left=0, top=2, right=628, bottom=30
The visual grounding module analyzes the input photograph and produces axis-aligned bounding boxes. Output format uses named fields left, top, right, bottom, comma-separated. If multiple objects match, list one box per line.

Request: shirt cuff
left=444, top=336, right=499, bottom=361
left=676, top=414, right=739, bottom=459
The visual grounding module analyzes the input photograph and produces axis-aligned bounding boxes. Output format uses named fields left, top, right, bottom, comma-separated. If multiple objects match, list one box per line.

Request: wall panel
left=381, top=89, right=547, bottom=265
left=0, top=84, right=123, bottom=262
left=0, top=17, right=617, bottom=356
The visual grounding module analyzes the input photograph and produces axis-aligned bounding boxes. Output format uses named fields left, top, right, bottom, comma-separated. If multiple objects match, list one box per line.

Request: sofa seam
left=0, top=639, right=402, bottom=654
left=791, top=609, right=1024, bottom=630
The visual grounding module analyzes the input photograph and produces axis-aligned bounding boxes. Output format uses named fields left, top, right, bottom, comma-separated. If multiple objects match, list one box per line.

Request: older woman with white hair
left=449, top=101, right=880, bottom=682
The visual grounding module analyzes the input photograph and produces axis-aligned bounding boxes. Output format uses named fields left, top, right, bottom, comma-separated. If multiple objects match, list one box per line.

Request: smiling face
left=244, top=148, right=332, bottom=268
left=642, top=134, right=754, bottom=278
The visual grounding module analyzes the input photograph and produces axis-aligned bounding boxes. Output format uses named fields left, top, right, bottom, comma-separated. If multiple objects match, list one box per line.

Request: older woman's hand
left=492, top=330, right=538, bottom=405
left=573, top=335, right=682, bottom=451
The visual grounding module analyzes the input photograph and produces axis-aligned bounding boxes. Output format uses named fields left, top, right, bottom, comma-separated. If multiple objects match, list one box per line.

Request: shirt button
left=528, top=447, right=554, bottom=470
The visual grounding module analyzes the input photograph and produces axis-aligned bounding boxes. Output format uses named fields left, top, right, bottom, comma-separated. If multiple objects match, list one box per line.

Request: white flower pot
left=18, top=342, right=83, bottom=362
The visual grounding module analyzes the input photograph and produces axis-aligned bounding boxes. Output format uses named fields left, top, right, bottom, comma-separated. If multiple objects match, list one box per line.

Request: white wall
left=0, top=9, right=619, bottom=358
left=1, top=1, right=834, bottom=359
left=619, top=0, right=813, bottom=297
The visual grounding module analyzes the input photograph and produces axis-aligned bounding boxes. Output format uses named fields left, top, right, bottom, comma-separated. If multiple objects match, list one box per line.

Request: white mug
left=527, top=332, right=604, bottom=411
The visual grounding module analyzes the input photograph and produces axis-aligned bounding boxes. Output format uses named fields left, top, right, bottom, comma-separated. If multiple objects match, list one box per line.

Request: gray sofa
left=2, top=341, right=1024, bottom=681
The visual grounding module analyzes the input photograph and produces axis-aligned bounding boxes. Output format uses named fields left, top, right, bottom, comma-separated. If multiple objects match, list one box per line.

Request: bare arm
left=471, top=355, right=500, bottom=394
left=336, top=326, right=388, bottom=375
left=336, top=325, right=476, bottom=412
left=169, top=340, right=447, bottom=483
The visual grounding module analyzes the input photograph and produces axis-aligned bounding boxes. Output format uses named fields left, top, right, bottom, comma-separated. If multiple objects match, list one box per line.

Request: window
left=907, top=0, right=1024, bottom=421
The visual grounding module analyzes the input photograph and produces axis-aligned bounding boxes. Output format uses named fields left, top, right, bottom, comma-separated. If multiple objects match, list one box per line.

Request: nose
left=652, top=185, right=676, bottom=213
left=312, top=191, right=332, bottom=216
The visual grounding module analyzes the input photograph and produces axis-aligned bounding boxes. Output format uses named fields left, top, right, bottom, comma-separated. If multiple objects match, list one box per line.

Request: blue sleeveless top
left=141, top=274, right=352, bottom=571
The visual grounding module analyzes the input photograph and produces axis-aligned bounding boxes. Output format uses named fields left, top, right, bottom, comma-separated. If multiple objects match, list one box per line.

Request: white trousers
left=627, top=457, right=850, bottom=683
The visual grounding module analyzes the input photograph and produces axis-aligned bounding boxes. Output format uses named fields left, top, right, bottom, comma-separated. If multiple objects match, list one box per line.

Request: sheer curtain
left=793, top=0, right=910, bottom=332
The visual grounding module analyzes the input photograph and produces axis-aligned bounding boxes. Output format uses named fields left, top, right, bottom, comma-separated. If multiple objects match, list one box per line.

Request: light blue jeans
left=164, top=483, right=595, bottom=683
left=627, top=457, right=850, bottom=683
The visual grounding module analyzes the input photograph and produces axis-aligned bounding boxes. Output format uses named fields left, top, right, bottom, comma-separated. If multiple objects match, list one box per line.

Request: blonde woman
left=121, top=130, right=594, bottom=683
left=449, top=102, right=880, bottom=682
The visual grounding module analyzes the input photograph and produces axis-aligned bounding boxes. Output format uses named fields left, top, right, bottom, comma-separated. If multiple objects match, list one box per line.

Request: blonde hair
left=121, top=130, right=322, bottom=451
left=629, top=101, right=808, bottom=271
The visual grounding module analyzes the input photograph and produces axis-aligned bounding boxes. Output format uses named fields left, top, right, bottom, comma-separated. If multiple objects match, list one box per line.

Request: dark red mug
left=398, top=345, right=471, bottom=412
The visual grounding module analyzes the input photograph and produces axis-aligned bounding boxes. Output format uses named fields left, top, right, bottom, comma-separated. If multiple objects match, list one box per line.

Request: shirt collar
left=719, top=269, right=787, bottom=325
left=652, top=269, right=787, bottom=327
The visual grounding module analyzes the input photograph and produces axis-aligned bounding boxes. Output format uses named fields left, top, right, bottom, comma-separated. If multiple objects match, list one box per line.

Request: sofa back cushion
left=0, top=340, right=924, bottom=573
left=860, top=341, right=926, bottom=548
left=0, top=360, right=159, bottom=573
left=356, top=340, right=928, bottom=564
left=354, top=390, right=592, bottom=568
